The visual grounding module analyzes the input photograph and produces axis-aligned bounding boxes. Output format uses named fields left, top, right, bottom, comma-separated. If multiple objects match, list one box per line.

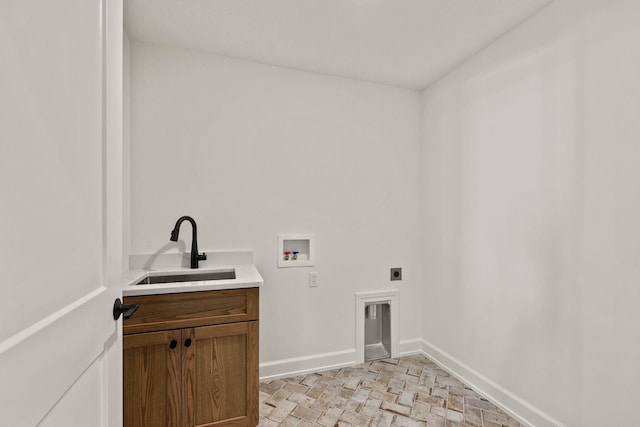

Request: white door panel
left=0, top=0, right=103, bottom=344
left=0, top=289, right=108, bottom=425
left=0, top=0, right=123, bottom=425
left=38, top=357, right=104, bottom=427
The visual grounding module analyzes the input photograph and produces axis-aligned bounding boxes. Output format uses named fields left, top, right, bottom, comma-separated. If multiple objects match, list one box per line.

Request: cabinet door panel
left=183, top=322, right=258, bottom=427
left=123, top=330, right=182, bottom=427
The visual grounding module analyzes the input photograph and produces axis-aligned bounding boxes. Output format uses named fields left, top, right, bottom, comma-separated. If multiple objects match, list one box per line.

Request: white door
left=0, top=0, right=124, bottom=425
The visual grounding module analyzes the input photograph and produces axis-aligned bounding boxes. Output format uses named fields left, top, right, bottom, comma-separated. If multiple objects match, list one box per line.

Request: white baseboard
left=259, top=349, right=357, bottom=381
left=399, top=338, right=424, bottom=357
left=259, top=337, right=426, bottom=382
left=419, top=339, right=566, bottom=427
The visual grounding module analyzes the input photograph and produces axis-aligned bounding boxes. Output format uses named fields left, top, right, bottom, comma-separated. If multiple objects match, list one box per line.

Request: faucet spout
left=170, top=216, right=207, bottom=268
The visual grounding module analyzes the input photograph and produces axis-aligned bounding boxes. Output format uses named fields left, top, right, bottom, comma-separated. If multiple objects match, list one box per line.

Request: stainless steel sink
left=135, top=269, right=236, bottom=285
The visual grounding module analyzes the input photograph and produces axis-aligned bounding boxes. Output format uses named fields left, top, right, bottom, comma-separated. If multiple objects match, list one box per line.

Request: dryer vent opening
left=364, top=302, right=391, bottom=362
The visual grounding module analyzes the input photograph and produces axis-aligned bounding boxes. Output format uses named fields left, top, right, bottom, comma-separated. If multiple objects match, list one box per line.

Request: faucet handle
left=197, top=252, right=207, bottom=261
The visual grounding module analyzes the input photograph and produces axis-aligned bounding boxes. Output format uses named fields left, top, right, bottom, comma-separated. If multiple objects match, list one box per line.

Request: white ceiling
left=124, top=0, right=552, bottom=90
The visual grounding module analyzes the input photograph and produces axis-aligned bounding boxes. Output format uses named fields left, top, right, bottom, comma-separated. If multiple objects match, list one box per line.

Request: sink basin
left=135, top=269, right=236, bottom=285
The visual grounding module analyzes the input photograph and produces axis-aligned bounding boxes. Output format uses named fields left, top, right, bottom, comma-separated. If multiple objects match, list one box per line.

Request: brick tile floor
left=259, top=354, right=524, bottom=427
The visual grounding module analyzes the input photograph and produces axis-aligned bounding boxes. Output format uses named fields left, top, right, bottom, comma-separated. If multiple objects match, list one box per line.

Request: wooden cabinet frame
left=123, top=288, right=259, bottom=427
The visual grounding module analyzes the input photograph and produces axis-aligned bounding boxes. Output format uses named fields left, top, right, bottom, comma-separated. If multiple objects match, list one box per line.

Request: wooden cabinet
left=123, top=288, right=259, bottom=427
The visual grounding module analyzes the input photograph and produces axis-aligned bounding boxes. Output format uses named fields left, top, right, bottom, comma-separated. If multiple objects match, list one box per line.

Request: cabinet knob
left=169, top=340, right=177, bottom=349
left=184, top=338, right=192, bottom=347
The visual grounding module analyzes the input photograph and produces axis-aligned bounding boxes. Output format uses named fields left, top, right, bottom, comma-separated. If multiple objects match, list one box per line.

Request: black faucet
left=170, top=216, right=207, bottom=268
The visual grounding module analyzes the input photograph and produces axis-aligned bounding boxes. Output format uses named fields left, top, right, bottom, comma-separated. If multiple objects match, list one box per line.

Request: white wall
left=421, top=0, right=640, bottom=425
left=130, top=43, right=423, bottom=374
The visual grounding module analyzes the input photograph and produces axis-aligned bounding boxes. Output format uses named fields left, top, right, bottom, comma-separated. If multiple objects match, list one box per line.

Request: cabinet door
left=183, top=322, right=259, bottom=427
left=123, top=330, right=182, bottom=427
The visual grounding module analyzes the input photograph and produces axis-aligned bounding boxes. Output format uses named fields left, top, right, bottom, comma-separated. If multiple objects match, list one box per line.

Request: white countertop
left=123, top=264, right=263, bottom=296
